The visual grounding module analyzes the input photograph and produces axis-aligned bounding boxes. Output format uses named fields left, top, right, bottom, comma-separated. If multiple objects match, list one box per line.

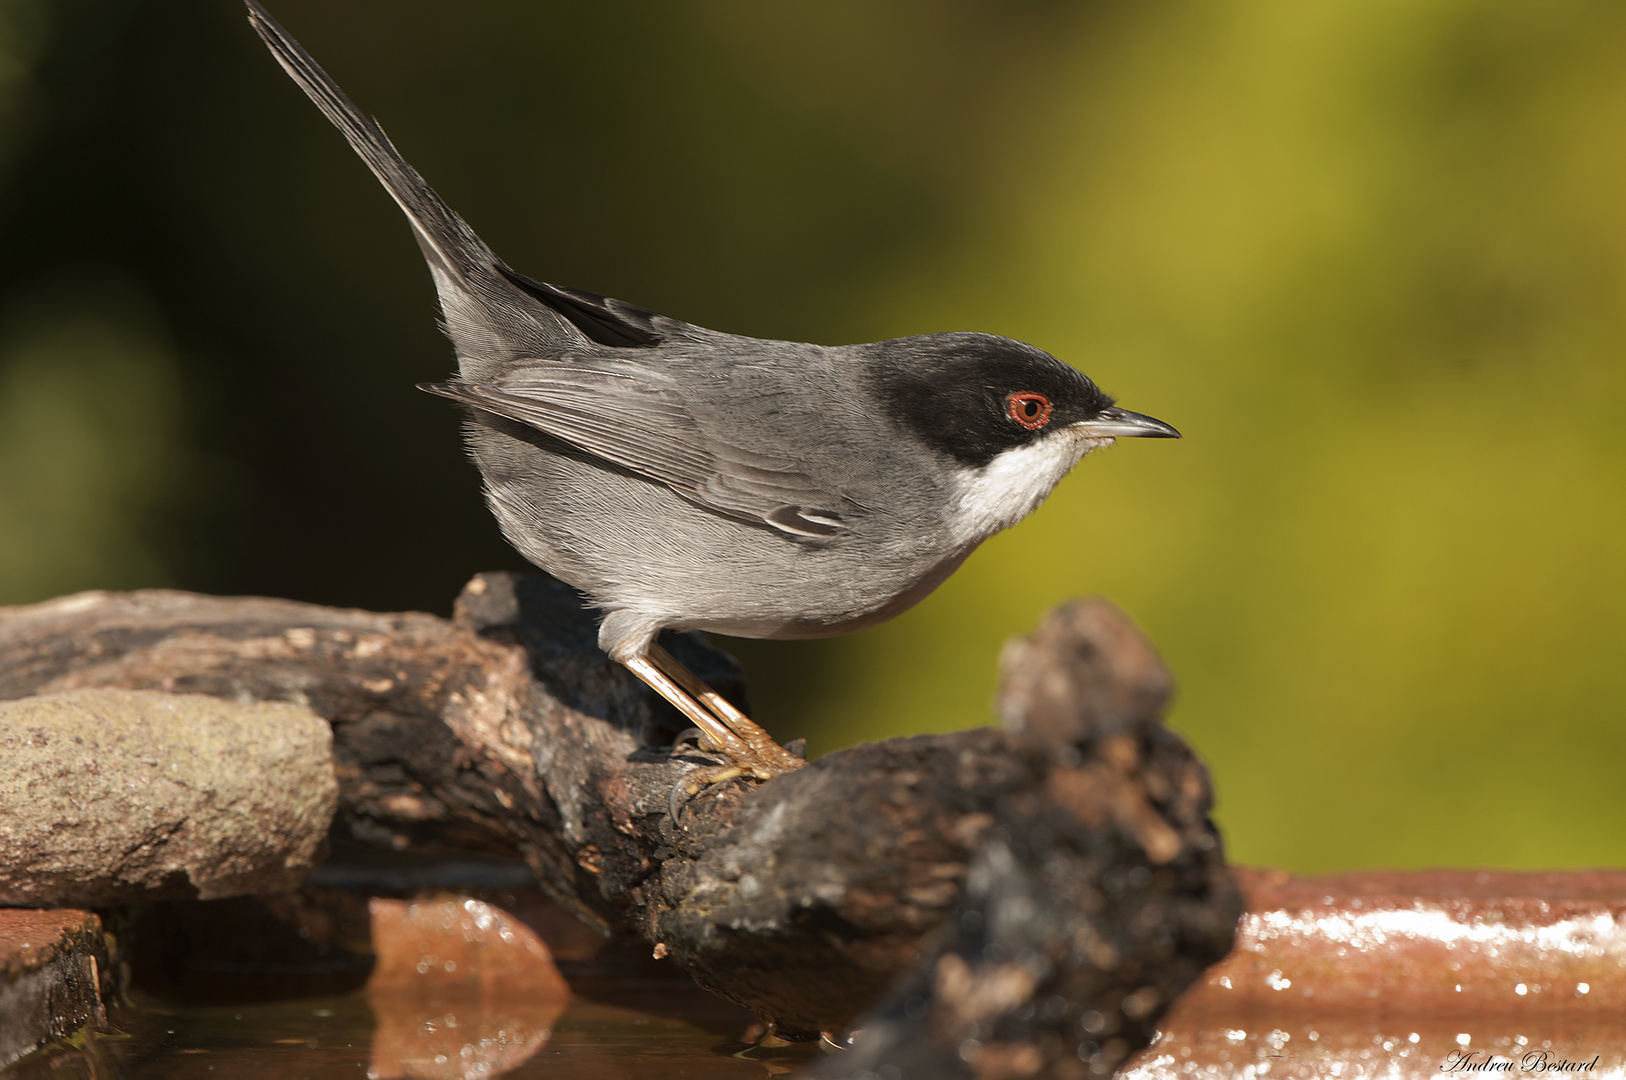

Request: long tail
left=245, top=1, right=663, bottom=352
left=244, top=0, right=489, bottom=285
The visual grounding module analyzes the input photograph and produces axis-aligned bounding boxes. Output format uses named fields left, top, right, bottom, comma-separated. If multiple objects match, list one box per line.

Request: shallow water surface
left=9, top=979, right=817, bottom=1080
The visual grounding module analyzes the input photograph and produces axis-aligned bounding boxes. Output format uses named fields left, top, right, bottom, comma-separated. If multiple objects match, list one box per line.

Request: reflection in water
left=4, top=987, right=795, bottom=1080
left=367, top=989, right=565, bottom=1080
left=5, top=883, right=798, bottom=1079
left=364, top=895, right=571, bottom=1079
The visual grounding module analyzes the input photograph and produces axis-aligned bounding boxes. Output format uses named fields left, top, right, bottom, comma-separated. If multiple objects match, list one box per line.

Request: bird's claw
left=670, top=726, right=712, bottom=754
left=665, top=742, right=803, bottom=826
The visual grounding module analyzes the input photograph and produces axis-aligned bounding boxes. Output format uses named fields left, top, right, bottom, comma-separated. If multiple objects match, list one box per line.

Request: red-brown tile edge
left=0, top=909, right=108, bottom=1067
left=0, top=909, right=103, bottom=980
left=1184, top=867, right=1626, bottom=1015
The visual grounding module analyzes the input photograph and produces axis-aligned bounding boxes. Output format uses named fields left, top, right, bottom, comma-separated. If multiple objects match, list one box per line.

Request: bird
left=244, top=1, right=1180, bottom=793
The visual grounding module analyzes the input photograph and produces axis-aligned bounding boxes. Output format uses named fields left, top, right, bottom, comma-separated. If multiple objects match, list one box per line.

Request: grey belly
left=472, top=431, right=959, bottom=640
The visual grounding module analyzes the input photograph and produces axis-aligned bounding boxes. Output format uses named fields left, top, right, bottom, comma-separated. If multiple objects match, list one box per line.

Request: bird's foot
left=731, top=727, right=806, bottom=775
left=666, top=733, right=805, bottom=823
left=666, top=753, right=752, bottom=823
left=619, top=642, right=807, bottom=822
left=670, top=729, right=800, bottom=792
left=680, top=762, right=752, bottom=795
left=680, top=746, right=798, bottom=794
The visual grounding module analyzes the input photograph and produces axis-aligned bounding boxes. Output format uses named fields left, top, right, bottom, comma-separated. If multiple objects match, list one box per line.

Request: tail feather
left=246, top=1, right=666, bottom=353
left=245, top=0, right=489, bottom=283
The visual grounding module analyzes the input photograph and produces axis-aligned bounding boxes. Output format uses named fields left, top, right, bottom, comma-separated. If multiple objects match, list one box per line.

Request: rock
left=367, top=894, right=571, bottom=997
left=0, top=908, right=108, bottom=1067
left=0, top=688, right=337, bottom=906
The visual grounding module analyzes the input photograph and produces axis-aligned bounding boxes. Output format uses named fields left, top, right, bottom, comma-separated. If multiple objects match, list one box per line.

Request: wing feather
left=421, top=366, right=851, bottom=536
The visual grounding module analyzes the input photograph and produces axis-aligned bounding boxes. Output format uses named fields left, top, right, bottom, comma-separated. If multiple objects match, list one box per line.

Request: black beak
left=1072, top=406, right=1181, bottom=439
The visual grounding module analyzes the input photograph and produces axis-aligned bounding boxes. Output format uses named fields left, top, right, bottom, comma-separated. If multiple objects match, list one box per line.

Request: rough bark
left=0, top=689, right=336, bottom=906
left=809, top=601, right=1239, bottom=1078
left=0, top=575, right=1239, bottom=1041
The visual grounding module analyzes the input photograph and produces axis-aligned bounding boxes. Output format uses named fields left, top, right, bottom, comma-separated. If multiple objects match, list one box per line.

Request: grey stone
left=0, top=689, right=337, bottom=906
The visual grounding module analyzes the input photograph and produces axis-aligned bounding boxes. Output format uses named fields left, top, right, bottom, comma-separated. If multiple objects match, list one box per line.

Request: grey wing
left=421, top=368, right=853, bottom=538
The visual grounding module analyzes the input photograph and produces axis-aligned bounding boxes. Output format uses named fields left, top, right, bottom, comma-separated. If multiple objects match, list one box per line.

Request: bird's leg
left=614, top=642, right=804, bottom=797
left=615, top=652, right=754, bottom=787
left=647, top=643, right=806, bottom=774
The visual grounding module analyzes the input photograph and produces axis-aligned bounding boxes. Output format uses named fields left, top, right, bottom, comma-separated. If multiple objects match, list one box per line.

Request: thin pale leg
left=617, top=653, right=752, bottom=788
left=647, top=643, right=805, bottom=774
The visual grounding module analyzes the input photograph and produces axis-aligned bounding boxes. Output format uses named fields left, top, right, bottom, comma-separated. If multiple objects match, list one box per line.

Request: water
left=8, top=979, right=820, bottom=1080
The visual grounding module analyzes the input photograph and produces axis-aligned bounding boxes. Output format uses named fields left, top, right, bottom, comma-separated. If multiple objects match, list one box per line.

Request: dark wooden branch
left=812, top=601, right=1241, bottom=1077
left=0, top=575, right=1239, bottom=1045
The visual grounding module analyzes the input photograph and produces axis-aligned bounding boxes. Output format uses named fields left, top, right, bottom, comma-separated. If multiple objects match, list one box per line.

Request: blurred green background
left=1, top=0, right=1621, bottom=872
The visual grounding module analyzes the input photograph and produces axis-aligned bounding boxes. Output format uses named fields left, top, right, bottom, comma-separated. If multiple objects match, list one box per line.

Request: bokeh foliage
left=0, top=0, right=1621, bottom=871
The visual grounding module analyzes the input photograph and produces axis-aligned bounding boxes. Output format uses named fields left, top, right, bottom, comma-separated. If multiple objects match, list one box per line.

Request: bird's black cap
left=861, top=332, right=1118, bottom=468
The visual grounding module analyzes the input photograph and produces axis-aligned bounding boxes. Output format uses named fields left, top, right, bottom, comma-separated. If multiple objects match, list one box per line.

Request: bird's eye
left=1006, top=392, right=1052, bottom=430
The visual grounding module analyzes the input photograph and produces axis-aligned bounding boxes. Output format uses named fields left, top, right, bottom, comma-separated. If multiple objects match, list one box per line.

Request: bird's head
left=863, top=332, right=1179, bottom=542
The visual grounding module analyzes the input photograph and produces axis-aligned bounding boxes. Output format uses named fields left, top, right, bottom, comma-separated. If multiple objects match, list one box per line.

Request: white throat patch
left=946, top=428, right=1111, bottom=548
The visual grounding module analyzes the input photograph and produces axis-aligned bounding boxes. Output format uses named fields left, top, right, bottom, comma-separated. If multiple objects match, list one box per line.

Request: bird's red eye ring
left=1007, top=392, right=1052, bottom=430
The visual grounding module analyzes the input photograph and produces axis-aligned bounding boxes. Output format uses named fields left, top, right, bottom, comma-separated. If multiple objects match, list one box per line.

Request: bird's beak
left=1072, top=406, right=1182, bottom=439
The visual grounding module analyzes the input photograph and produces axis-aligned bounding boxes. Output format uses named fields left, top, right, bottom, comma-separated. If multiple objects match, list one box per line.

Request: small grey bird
left=246, top=1, right=1179, bottom=790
